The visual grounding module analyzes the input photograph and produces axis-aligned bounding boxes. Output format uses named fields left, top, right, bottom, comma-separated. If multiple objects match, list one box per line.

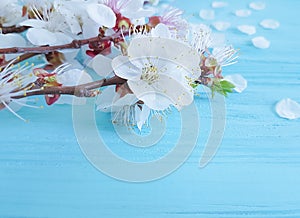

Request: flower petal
left=86, top=3, right=116, bottom=28
left=212, top=21, right=231, bottom=31
left=56, top=69, right=93, bottom=86
left=131, top=17, right=146, bottom=26
left=128, top=37, right=200, bottom=79
left=128, top=74, right=193, bottom=110
left=26, top=28, right=57, bottom=46
left=0, top=33, right=26, bottom=60
left=212, top=1, right=228, bottom=8
left=112, top=94, right=137, bottom=111
left=275, top=98, right=300, bottom=120
left=249, top=2, right=266, bottom=10
left=237, top=25, right=256, bottom=35
left=260, top=19, right=280, bottom=29
left=128, top=57, right=194, bottom=92
left=252, top=36, right=270, bottom=49
left=53, top=32, right=73, bottom=45
left=121, top=0, right=154, bottom=19
left=96, top=86, right=137, bottom=112
left=135, top=104, right=151, bottom=131
left=92, top=54, right=113, bottom=77
left=235, top=9, right=252, bottom=17
left=82, top=18, right=100, bottom=38
left=199, top=9, right=215, bottom=20
left=96, top=86, right=120, bottom=112
left=121, top=0, right=144, bottom=12
left=56, top=69, right=93, bottom=105
left=19, top=19, right=47, bottom=28
left=223, top=74, right=247, bottom=93
left=151, top=23, right=171, bottom=38
left=0, top=33, right=26, bottom=47
left=112, top=56, right=141, bottom=80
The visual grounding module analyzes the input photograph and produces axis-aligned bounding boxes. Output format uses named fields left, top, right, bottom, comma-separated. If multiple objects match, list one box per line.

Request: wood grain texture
left=1, top=0, right=300, bottom=217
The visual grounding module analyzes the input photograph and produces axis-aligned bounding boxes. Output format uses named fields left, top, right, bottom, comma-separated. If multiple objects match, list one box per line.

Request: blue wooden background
left=1, top=0, right=300, bottom=217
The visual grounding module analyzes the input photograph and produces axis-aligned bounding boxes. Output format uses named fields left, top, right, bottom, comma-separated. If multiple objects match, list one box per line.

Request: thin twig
left=0, top=25, right=29, bottom=34
left=0, top=32, right=123, bottom=54
left=12, top=76, right=127, bottom=99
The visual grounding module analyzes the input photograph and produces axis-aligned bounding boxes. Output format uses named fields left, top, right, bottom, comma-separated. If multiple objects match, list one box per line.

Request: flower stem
left=0, top=25, right=29, bottom=34
left=12, top=76, right=127, bottom=99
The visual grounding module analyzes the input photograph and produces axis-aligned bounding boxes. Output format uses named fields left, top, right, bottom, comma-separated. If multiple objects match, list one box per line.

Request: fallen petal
left=212, top=21, right=231, bottom=31
left=252, top=36, right=270, bottom=49
left=275, top=98, right=300, bottom=120
left=235, top=9, right=252, bottom=17
left=237, top=25, right=256, bottom=35
left=260, top=19, right=280, bottom=29
left=199, top=9, right=215, bottom=20
left=223, top=74, right=247, bottom=93
left=249, top=2, right=266, bottom=10
left=212, top=1, right=228, bottom=8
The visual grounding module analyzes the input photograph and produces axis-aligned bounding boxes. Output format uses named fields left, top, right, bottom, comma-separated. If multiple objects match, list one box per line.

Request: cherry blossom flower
left=112, top=37, right=200, bottom=111
left=0, top=0, right=242, bottom=128
left=190, top=24, right=212, bottom=54
left=85, top=2, right=117, bottom=29
left=100, top=0, right=153, bottom=20
left=190, top=25, right=238, bottom=79
left=53, top=0, right=86, bottom=35
left=92, top=35, right=200, bottom=129
left=21, top=0, right=53, bottom=9
left=0, top=62, right=38, bottom=121
left=96, top=85, right=145, bottom=128
left=33, top=64, right=93, bottom=105
left=0, top=0, right=25, bottom=27
left=149, top=7, right=188, bottom=40
left=96, top=84, right=156, bottom=130
left=20, top=6, right=74, bottom=46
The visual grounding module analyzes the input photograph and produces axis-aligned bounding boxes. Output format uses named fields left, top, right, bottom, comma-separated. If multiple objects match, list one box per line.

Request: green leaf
left=190, top=82, right=199, bottom=89
left=211, top=79, right=235, bottom=97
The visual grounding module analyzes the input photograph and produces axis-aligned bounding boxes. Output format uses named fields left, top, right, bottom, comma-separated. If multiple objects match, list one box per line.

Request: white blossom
left=112, top=37, right=200, bottom=111
left=0, top=0, right=25, bottom=27
left=20, top=6, right=74, bottom=46
left=0, top=62, right=38, bottom=121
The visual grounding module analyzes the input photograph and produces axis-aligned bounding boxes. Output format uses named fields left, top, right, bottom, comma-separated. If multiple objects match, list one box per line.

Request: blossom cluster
left=0, top=0, right=246, bottom=129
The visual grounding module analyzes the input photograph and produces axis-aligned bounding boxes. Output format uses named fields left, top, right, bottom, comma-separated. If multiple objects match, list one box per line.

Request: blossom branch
left=12, top=76, right=126, bottom=99
left=0, top=32, right=125, bottom=54
left=0, top=25, right=29, bottom=34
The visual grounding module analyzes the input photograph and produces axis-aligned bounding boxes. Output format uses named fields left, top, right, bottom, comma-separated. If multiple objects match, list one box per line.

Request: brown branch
left=0, top=25, right=29, bottom=34
left=12, top=76, right=127, bottom=99
left=0, top=32, right=123, bottom=54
